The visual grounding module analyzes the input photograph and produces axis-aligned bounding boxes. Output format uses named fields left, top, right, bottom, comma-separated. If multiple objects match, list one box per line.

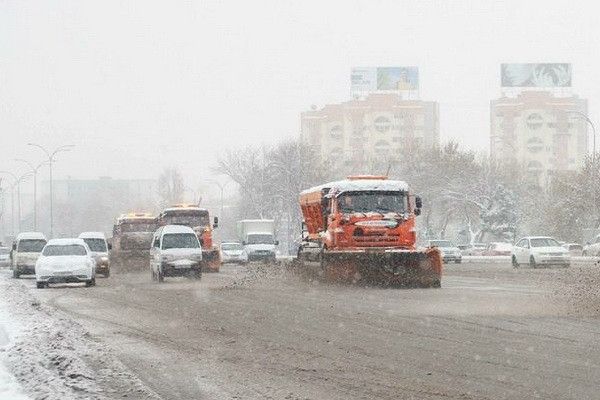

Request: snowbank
left=0, top=271, right=161, bottom=400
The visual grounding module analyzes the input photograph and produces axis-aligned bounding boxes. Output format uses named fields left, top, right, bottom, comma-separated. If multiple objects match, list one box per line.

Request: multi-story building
left=301, top=93, right=439, bottom=164
left=490, top=91, right=588, bottom=186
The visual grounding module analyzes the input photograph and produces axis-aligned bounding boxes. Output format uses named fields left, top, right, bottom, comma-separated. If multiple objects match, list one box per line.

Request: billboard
left=501, top=63, right=572, bottom=87
left=351, top=67, right=419, bottom=93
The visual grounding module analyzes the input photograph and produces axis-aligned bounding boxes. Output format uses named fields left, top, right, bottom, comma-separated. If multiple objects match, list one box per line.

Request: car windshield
left=222, top=243, right=243, bottom=251
left=430, top=240, right=454, bottom=248
left=17, top=239, right=47, bottom=252
left=247, top=234, right=274, bottom=245
left=530, top=238, right=560, bottom=247
left=82, top=238, right=107, bottom=252
left=42, top=244, right=87, bottom=256
left=161, top=233, right=199, bottom=249
left=337, top=191, right=406, bottom=214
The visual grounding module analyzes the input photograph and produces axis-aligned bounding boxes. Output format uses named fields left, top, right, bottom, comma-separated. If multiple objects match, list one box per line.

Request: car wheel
left=12, top=269, right=19, bottom=279
left=36, top=282, right=46, bottom=289
left=158, top=268, right=164, bottom=283
left=85, top=277, right=96, bottom=287
left=151, top=268, right=156, bottom=281
left=511, top=255, right=519, bottom=268
left=529, top=255, right=537, bottom=268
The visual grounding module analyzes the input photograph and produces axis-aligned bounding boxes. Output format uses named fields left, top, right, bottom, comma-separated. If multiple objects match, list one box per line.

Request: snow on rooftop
left=78, top=232, right=106, bottom=239
left=161, top=225, right=196, bottom=234
left=301, top=177, right=409, bottom=196
left=15, top=232, right=47, bottom=240
left=46, top=238, right=87, bottom=246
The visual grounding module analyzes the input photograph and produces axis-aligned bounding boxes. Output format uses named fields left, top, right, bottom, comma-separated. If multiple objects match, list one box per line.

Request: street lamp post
left=14, top=159, right=46, bottom=231
left=207, top=180, right=230, bottom=220
left=0, top=171, right=31, bottom=233
left=567, top=111, right=597, bottom=164
left=27, top=144, right=74, bottom=238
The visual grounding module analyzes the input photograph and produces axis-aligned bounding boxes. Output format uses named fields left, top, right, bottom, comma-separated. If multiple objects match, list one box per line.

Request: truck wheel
left=85, top=277, right=96, bottom=287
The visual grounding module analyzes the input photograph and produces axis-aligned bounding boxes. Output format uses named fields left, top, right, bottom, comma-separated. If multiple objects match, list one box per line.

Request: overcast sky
left=1, top=0, right=599, bottom=185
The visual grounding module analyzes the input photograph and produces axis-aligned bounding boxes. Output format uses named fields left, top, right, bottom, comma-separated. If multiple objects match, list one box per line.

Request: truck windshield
left=337, top=191, right=406, bottom=214
left=161, top=233, right=200, bottom=249
left=82, top=238, right=107, bottom=252
left=162, top=213, right=209, bottom=227
left=247, top=234, right=274, bottom=245
left=17, top=239, right=47, bottom=252
left=43, top=244, right=87, bottom=256
left=120, top=223, right=156, bottom=233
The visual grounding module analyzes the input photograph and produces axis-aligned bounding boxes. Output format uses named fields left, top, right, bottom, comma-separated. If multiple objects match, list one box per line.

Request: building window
left=527, top=137, right=544, bottom=153
left=526, top=113, right=544, bottom=130
left=526, top=160, right=543, bottom=170
left=330, top=125, right=343, bottom=139
left=374, top=140, right=390, bottom=155
left=374, top=116, right=391, bottom=133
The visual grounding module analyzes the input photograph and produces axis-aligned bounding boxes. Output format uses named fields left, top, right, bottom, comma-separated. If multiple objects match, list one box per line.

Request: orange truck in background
left=297, top=176, right=442, bottom=287
left=157, top=204, right=221, bottom=272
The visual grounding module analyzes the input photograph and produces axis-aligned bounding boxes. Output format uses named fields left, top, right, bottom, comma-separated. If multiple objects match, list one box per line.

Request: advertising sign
left=501, top=63, right=572, bottom=87
left=351, top=67, right=419, bottom=93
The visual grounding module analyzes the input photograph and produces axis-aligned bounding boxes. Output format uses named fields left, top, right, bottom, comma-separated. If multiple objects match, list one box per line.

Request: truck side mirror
left=213, top=216, right=219, bottom=228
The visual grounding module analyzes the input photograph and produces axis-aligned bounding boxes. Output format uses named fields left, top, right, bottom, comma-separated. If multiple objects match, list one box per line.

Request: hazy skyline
left=2, top=0, right=599, bottom=185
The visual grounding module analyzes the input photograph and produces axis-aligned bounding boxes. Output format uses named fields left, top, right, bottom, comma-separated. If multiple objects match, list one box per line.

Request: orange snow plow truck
left=297, top=176, right=442, bottom=287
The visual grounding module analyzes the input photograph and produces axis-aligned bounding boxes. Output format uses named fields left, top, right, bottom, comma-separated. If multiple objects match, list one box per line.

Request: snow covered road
left=2, top=261, right=600, bottom=399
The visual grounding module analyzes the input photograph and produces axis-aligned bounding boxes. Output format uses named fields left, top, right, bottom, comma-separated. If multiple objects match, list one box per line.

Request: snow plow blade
left=303, top=247, right=442, bottom=287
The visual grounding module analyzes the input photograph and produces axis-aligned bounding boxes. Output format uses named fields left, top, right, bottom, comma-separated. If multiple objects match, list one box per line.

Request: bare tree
left=158, top=168, right=184, bottom=208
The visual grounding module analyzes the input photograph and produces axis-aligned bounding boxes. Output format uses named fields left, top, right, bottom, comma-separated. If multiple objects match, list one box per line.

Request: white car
left=220, top=242, right=248, bottom=264
left=511, top=236, right=570, bottom=268
left=427, top=240, right=462, bottom=263
left=35, top=238, right=96, bottom=288
left=150, top=225, right=203, bottom=282
left=79, top=232, right=111, bottom=277
left=12, top=232, right=47, bottom=278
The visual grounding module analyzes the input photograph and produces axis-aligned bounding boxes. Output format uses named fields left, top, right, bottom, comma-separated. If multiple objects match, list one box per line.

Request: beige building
left=490, top=91, right=588, bottom=186
left=301, top=94, right=439, bottom=164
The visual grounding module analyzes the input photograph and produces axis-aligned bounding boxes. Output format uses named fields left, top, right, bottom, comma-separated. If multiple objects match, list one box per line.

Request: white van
left=12, top=232, right=47, bottom=278
left=150, top=225, right=203, bottom=282
left=79, top=232, right=111, bottom=277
